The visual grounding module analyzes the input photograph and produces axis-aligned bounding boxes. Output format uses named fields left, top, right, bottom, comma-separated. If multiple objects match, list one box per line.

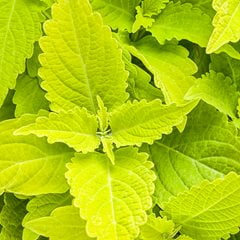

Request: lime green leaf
left=162, top=172, right=240, bottom=240
left=13, top=74, right=49, bottom=117
left=90, top=0, right=141, bottom=31
left=140, top=215, right=176, bottom=240
left=40, top=0, right=55, bottom=7
left=0, top=194, right=28, bottom=240
left=15, top=107, right=100, bottom=153
left=0, top=114, right=73, bottom=195
left=149, top=2, right=213, bottom=47
left=0, top=90, right=15, bottom=122
left=176, top=236, right=193, bottom=240
left=97, top=96, right=109, bottom=132
left=40, top=0, right=128, bottom=114
left=173, top=0, right=214, bottom=17
left=210, top=52, right=240, bottom=90
left=0, top=0, right=44, bottom=107
left=215, top=43, right=240, bottom=60
left=23, top=193, right=72, bottom=240
left=130, top=65, right=163, bottom=102
left=126, top=36, right=197, bottom=104
left=110, top=99, right=195, bottom=147
left=185, top=71, right=239, bottom=118
left=132, top=0, right=170, bottom=32
left=151, top=102, right=240, bottom=205
left=66, top=147, right=156, bottom=240
left=207, top=0, right=240, bottom=53
left=117, top=42, right=163, bottom=101
left=25, top=206, right=93, bottom=240
left=141, top=0, right=169, bottom=17
left=26, top=43, right=42, bottom=78
left=101, top=137, right=115, bottom=165
left=132, top=6, right=155, bottom=32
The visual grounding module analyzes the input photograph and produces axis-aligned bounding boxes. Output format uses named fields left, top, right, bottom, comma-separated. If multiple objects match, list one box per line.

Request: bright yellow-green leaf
left=185, top=71, right=239, bottom=119
left=140, top=215, right=176, bottom=240
left=163, top=173, right=240, bottom=240
left=39, top=0, right=128, bottom=114
left=149, top=2, right=213, bottom=47
left=133, top=0, right=169, bottom=32
left=90, top=0, right=141, bottom=31
left=101, top=137, right=115, bottom=165
left=0, top=0, right=43, bottom=106
left=207, top=0, right=240, bottom=53
left=132, top=6, right=155, bottom=33
left=25, top=206, right=93, bottom=240
left=97, top=95, right=109, bottom=132
left=151, top=102, right=240, bottom=205
left=0, top=114, right=73, bottom=195
left=66, top=147, right=156, bottom=240
left=124, top=36, right=197, bottom=105
left=176, top=236, right=193, bottom=240
left=23, top=193, right=73, bottom=240
left=15, top=107, right=100, bottom=153
left=110, top=99, right=196, bottom=147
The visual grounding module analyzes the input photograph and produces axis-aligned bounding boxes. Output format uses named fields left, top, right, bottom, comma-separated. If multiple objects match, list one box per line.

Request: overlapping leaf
left=116, top=42, right=163, bottom=101
left=0, top=194, right=28, bottom=240
left=141, top=0, right=169, bottom=16
left=162, top=173, right=240, bottom=240
left=0, top=0, right=44, bottom=107
left=39, top=0, right=128, bottom=114
left=210, top=52, right=240, bottom=90
left=149, top=2, right=213, bottom=47
left=132, top=0, right=169, bottom=32
left=66, top=147, right=156, bottom=240
left=185, top=71, right=239, bottom=118
left=0, top=114, right=73, bottom=195
left=124, top=36, right=197, bottom=104
left=13, top=74, right=49, bottom=117
left=150, top=102, right=240, bottom=205
left=110, top=99, right=195, bottom=147
left=207, top=0, right=240, bottom=53
left=173, top=0, right=214, bottom=17
left=128, top=65, right=163, bottom=101
left=25, top=206, right=92, bottom=240
left=15, top=107, right=100, bottom=153
left=90, top=0, right=141, bottom=31
left=140, top=215, right=176, bottom=240
left=26, top=43, right=42, bottom=78
left=23, top=193, right=72, bottom=240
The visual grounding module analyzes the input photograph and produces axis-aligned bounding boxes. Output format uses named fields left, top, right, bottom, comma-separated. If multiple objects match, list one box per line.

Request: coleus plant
left=1, top=0, right=240, bottom=240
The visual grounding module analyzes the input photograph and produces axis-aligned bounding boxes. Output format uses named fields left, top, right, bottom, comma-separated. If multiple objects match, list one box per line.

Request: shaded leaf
left=163, top=173, right=240, bottom=240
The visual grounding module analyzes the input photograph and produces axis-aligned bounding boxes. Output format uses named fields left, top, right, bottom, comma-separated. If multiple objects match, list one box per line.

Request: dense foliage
left=0, top=0, right=240, bottom=239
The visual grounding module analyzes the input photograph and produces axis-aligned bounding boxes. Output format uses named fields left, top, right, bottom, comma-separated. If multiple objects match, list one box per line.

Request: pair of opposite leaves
left=12, top=1, right=195, bottom=240
left=14, top=0, right=196, bottom=164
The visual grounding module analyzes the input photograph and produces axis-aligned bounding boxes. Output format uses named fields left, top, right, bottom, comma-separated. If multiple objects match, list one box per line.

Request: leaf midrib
left=69, top=3, right=97, bottom=113
left=107, top=160, right=118, bottom=239
left=111, top=106, right=182, bottom=136
left=209, top=1, right=240, bottom=51
left=181, top=182, right=240, bottom=225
